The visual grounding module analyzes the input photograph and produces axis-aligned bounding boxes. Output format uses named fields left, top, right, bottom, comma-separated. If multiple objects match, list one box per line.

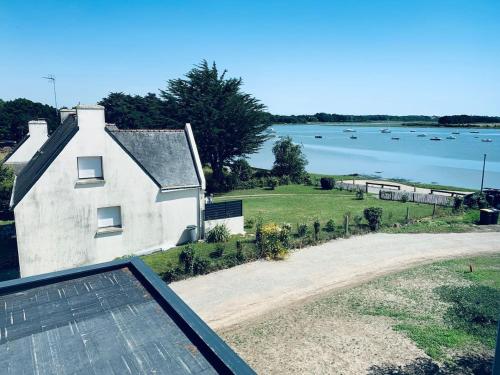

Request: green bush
left=206, top=224, right=230, bottom=243
left=363, top=207, right=383, bottom=231
left=464, top=192, right=488, bottom=209
left=325, top=219, right=336, bottom=232
left=353, top=215, right=363, bottom=227
left=193, top=257, right=211, bottom=275
left=244, top=217, right=255, bottom=229
left=355, top=190, right=365, bottom=200
left=401, top=192, right=409, bottom=203
left=453, top=196, right=464, bottom=213
left=266, top=177, right=279, bottom=190
left=179, top=246, right=195, bottom=273
left=210, top=243, right=225, bottom=258
left=297, top=223, right=308, bottom=237
left=320, top=177, right=335, bottom=190
left=279, top=175, right=291, bottom=185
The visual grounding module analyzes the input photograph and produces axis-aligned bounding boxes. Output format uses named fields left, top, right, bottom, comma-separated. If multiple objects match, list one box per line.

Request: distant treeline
left=2, top=97, right=500, bottom=143
left=438, top=115, right=500, bottom=125
left=267, top=113, right=436, bottom=124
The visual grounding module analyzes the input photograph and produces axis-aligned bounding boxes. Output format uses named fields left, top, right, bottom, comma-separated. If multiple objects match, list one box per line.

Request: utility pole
left=480, top=154, right=486, bottom=192
left=42, top=75, right=58, bottom=114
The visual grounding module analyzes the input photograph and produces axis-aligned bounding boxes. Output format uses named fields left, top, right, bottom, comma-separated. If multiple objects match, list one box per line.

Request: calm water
left=249, top=124, right=500, bottom=189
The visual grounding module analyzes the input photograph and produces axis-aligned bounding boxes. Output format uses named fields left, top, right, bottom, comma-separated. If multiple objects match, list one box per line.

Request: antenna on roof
left=42, top=74, right=58, bottom=115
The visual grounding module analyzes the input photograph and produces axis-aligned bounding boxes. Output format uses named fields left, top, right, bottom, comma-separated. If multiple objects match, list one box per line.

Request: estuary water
left=249, top=124, right=500, bottom=189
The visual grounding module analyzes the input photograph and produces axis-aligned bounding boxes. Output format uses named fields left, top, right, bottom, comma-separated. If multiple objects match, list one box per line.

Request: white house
left=3, top=119, right=49, bottom=174
left=10, top=105, right=206, bottom=277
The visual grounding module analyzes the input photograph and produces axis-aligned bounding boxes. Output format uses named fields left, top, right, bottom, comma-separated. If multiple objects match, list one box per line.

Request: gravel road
left=171, top=232, right=500, bottom=330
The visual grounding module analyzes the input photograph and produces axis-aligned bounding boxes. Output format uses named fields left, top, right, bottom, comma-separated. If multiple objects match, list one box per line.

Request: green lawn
left=217, top=183, right=443, bottom=232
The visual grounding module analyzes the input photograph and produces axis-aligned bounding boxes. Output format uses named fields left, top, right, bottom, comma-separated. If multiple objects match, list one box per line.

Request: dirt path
left=171, top=232, right=500, bottom=330
left=340, top=179, right=473, bottom=195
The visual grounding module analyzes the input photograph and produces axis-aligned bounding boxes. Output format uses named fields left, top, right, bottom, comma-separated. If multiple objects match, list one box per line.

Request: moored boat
left=430, top=137, right=442, bottom=141
left=380, top=128, right=391, bottom=133
left=481, top=138, right=493, bottom=143
left=446, top=136, right=456, bottom=140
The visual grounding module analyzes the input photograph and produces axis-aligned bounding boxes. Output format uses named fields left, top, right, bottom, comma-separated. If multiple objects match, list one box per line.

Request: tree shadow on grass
left=367, top=354, right=493, bottom=375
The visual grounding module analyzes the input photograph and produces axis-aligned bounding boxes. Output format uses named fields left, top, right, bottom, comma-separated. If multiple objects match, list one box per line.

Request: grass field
left=216, top=184, right=440, bottom=232
left=221, top=254, right=499, bottom=374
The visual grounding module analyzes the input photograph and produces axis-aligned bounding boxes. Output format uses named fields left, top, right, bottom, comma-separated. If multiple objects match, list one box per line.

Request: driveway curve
left=171, top=232, right=500, bottom=330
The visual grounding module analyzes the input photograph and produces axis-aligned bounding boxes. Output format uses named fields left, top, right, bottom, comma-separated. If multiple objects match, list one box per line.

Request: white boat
left=380, top=128, right=391, bottom=133
left=343, top=128, right=356, bottom=133
left=482, top=138, right=493, bottom=143
left=470, top=130, right=479, bottom=134
left=446, top=136, right=456, bottom=140
left=417, top=133, right=427, bottom=137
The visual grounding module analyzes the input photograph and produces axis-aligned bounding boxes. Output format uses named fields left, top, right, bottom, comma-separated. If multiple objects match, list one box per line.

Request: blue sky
left=1, top=0, right=499, bottom=115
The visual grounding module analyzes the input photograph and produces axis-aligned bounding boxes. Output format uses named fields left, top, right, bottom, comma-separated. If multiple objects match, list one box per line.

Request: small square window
left=77, top=157, right=103, bottom=179
left=97, top=206, right=122, bottom=229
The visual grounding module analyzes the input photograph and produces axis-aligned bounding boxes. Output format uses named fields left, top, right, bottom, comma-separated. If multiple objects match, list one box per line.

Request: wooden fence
left=334, top=182, right=365, bottom=192
left=379, top=189, right=453, bottom=206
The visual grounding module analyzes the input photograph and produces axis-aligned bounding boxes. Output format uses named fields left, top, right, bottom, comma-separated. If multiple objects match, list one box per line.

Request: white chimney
left=28, top=120, right=48, bottom=139
left=75, top=105, right=106, bottom=131
left=60, top=108, right=76, bottom=123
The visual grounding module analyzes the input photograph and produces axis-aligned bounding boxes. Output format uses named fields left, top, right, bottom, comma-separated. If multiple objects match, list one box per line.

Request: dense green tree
left=0, top=98, right=58, bottom=141
left=99, top=92, right=170, bottom=129
left=160, top=60, right=269, bottom=183
left=0, top=165, right=14, bottom=211
left=271, top=136, right=308, bottom=182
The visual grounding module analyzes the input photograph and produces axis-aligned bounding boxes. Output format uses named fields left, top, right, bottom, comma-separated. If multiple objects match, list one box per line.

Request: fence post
left=366, top=182, right=368, bottom=193
left=406, top=207, right=410, bottom=223
left=344, top=214, right=349, bottom=236
left=432, top=203, right=436, bottom=218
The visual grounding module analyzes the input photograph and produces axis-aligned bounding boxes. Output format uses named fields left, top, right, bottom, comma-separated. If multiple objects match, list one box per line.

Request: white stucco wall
left=14, top=105, right=203, bottom=277
left=204, top=216, right=245, bottom=235
left=4, top=120, right=49, bottom=170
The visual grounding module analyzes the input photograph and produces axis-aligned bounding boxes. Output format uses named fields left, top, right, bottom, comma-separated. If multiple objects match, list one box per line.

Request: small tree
left=320, top=177, right=335, bottom=190
left=313, top=219, right=321, bottom=241
left=271, top=137, right=308, bottom=183
left=355, top=190, right=365, bottom=200
left=363, top=207, right=383, bottom=231
left=453, top=196, right=464, bottom=213
left=179, top=246, right=196, bottom=274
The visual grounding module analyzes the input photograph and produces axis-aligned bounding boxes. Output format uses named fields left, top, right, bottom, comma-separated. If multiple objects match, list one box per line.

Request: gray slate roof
left=107, top=128, right=200, bottom=189
left=10, top=115, right=79, bottom=208
left=0, top=258, right=254, bottom=374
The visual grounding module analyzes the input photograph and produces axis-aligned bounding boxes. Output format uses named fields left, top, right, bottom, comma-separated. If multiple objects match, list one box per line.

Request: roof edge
left=2, top=134, right=30, bottom=164
left=0, top=257, right=255, bottom=374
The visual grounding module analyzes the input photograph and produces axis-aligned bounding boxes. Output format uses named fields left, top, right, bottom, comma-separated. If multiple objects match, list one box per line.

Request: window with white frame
left=97, top=206, right=122, bottom=229
left=77, top=156, right=103, bottom=179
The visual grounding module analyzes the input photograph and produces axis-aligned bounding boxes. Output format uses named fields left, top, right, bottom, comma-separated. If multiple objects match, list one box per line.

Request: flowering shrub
left=260, top=223, right=289, bottom=259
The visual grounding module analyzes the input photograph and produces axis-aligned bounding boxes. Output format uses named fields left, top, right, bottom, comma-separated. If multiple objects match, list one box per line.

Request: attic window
left=77, top=156, right=103, bottom=179
left=97, top=206, right=122, bottom=229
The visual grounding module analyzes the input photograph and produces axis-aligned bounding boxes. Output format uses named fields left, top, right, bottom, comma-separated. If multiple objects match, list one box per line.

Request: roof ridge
left=107, top=128, right=184, bottom=133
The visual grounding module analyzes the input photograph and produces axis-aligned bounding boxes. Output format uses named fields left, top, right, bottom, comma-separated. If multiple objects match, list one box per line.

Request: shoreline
left=271, top=121, right=500, bottom=128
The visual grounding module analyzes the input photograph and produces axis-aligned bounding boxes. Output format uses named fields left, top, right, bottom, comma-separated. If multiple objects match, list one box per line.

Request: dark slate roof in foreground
left=107, top=127, right=200, bottom=189
left=10, top=115, right=78, bottom=208
left=0, top=258, right=254, bottom=375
